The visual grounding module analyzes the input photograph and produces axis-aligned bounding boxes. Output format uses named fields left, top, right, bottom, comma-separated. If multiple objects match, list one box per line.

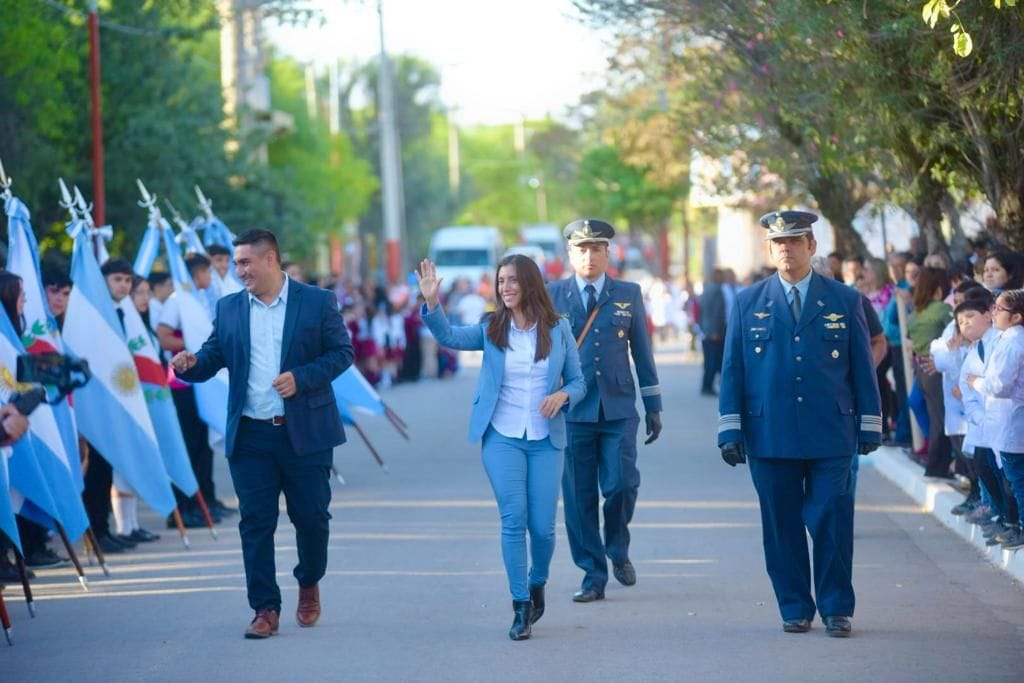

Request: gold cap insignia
left=772, top=215, right=787, bottom=233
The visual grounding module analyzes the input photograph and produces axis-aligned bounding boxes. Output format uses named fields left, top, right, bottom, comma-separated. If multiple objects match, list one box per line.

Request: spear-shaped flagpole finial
left=72, top=186, right=95, bottom=226
left=58, top=178, right=78, bottom=216
left=0, top=157, right=10, bottom=192
left=137, top=178, right=156, bottom=209
left=194, top=184, right=213, bottom=218
left=164, top=198, right=185, bottom=226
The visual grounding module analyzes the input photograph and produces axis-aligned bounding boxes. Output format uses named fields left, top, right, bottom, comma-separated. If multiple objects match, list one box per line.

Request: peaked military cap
left=758, top=210, right=818, bottom=241
left=564, top=218, right=615, bottom=245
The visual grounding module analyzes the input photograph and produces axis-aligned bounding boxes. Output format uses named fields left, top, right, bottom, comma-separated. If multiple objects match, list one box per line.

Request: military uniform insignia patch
left=823, top=313, right=845, bottom=322
left=754, top=312, right=771, bottom=319
left=614, top=302, right=631, bottom=309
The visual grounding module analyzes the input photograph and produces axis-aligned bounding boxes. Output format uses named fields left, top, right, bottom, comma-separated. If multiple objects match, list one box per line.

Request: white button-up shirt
left=971, top=325, right=1024, bottom=455
left=243, top=276, right=289, bottom=419
left=490, top=320, right=550, bottom=441
left=960, top=326, right=1003, bottom=453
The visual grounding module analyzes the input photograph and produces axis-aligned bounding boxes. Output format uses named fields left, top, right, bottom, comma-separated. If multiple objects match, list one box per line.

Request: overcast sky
left=266, top=0, right=614, bottom=125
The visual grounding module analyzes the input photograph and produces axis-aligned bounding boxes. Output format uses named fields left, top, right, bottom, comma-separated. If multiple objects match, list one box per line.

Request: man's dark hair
left=233, top=229, right=281, bottom=263
left=842, top=255, right=864, bottom=266
left=962, top=286, right=994, bottom=307
left=101, top=258, right=134, bottom=276
left=148, top=271, right=172, bottom=287
left=184, top=253, right=212, bottom=275
left=828, top=251, right=844, bottom=261
left=43, top=268, right=72, bottom=289
left=206, top=244, right=231, bottom=257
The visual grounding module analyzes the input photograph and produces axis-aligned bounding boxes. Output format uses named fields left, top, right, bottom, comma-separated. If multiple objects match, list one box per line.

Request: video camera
left=16, top=353, right=92, bottom=408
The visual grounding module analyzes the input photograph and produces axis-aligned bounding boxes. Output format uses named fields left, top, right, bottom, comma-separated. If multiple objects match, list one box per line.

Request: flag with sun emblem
left=117, top=297, right=199, bottom=496
left=62, top=223, right=176, bottom=516
left=4, top=191, right=83, bottom=493
left=0, top=307, right=90, bottom=540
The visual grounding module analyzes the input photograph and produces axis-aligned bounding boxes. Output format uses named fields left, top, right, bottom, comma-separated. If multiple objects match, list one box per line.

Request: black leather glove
left=720, top=441, right=746, bottom=466
left=644, top=412, right=662, bottom=445
left=857, top=442, right=879, bottom=456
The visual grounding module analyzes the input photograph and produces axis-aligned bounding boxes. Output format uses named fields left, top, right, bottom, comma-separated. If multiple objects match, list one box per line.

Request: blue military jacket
left=717, top=272, right=881, bottom=459
left=547, top=276, right=662, bottom=422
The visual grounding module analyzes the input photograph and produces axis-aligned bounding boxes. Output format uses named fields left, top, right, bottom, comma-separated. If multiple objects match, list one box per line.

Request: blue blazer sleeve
left=177, top=298, right=227, bottom=383
left=717, top=296, right=745, bottom=446
left=627, top=285, right=662, bottom=414
left=422, top=303, right=485, bottom=351
left=559, top=317, right=586, bottom=410
left=291, top=291, right=355, bottom=395
left=849, top=290, right=883, bottom=443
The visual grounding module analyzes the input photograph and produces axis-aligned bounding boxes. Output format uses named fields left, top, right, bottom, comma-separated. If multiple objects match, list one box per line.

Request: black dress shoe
left=24, top=547, right=70, bottom=569
left=613, top=560, right=637, bottom=586
left=529, top=584, right=545, bottom=624
left=572, top=588, right=605, bottom=603
left=130, top=528, right=161, bottom=543
left=212, top=499, right=237, bottom=516
left=782, top=618, right=812, bottom=633
left=111, top=533, right=137, bottom=549
left=509, top=600, right=532, bottom=641
left=823, top=616, right=852, bottom=638
left=95, top=534, right=127, bottom=554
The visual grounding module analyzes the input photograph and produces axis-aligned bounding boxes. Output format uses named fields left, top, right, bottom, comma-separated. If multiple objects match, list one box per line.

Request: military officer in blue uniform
left=717, top=210, right=881, bottom=638
left=548, top=219, right=662, bottom=603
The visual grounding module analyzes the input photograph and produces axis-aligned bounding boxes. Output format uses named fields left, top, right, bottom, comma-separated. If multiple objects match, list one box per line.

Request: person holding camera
left=0, top=271, right=68, bottom=571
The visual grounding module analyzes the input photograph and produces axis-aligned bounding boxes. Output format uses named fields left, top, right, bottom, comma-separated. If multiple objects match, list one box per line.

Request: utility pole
left=377, top=0, right=406, bottom=284
left=447, top=109, right=461, bottom=197
left=87, top=0, right=106, bottom=229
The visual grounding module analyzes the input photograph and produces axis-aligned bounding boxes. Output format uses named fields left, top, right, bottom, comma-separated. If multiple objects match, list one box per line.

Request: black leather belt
left=244, top=415, right=286, bottom=426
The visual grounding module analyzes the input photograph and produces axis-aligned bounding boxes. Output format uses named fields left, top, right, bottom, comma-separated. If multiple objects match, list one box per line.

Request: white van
left=428, top=225, right=504, bottom=291
left=520, top=224, right=564, bottom=260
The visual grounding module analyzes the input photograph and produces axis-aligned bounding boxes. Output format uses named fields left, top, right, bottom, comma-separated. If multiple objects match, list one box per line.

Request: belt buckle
left=270, top=416, right=285, bottom=427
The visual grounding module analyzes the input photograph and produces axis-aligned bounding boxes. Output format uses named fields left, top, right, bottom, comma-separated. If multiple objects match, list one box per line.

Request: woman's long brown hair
left=486, top=254, right=560, bottom=361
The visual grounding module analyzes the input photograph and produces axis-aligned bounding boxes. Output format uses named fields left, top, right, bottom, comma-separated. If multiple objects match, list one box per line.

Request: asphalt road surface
left=4, top=342, right=1024, bottom=681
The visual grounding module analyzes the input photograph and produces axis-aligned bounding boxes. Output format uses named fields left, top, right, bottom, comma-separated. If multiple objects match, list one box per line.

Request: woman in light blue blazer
left=417, top=254, right=586, bottom=641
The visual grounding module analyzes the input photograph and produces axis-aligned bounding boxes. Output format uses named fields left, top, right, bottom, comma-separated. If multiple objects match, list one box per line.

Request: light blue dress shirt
left=575, top=273, right=606, bottom=308
left=779, top=269, right=813, bottom=313
left=243, top=275, right=289, bottom=419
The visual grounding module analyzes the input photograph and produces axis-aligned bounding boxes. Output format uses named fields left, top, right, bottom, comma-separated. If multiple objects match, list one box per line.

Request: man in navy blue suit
left=717, top=211, right=880, bottom=638
left=172, top=229, right=353, bottom=639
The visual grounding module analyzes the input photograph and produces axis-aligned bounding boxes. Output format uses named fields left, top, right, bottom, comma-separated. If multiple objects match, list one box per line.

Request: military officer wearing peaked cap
left=547, top=218, right=663, bottom=603
left=717, top=210, right=881, bottom=638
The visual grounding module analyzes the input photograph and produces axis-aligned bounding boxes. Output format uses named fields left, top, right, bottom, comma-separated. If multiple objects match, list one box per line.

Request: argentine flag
left=62, top=225, right=176, bottom=516
left=4, top=192, right=83, bottom=493
left=1, top=447, right=22, bottom=553
left=118, top=298, right=199, bottom=497
left=0, top=309, right=90, bottom=541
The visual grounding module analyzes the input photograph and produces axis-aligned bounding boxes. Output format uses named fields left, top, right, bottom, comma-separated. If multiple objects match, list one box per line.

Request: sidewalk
left=870, top=445, right=1024, bottom=585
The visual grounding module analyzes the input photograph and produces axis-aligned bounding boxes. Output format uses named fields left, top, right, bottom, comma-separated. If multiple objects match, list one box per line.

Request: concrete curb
left=870, top=446, right=1024, bottom=585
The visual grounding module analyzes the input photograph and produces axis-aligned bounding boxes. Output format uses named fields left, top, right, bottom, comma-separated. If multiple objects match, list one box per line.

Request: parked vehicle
left=428, top=225, right=504, bottom=292
left=520, top=224, right=563, bottom=260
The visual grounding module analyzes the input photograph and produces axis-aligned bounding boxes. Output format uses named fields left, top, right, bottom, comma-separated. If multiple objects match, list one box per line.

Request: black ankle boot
left=529, top=584, right=545, bottom=624
left=509, top=600, right=532, bottom=640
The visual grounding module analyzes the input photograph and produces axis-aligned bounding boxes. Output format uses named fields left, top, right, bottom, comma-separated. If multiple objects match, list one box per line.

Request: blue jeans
left=481, top=426, right=563, bottom=601
left=998, top=452, right=1024, bottom=522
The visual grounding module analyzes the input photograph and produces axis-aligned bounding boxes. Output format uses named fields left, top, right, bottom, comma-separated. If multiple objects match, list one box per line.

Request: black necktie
left=116, top=307, right=126, bottom=334
left=585, top=284, right=597, bottom=316
left=978, top=339, right=985, bottom=362
left=790, top=286, right=802, bottom=322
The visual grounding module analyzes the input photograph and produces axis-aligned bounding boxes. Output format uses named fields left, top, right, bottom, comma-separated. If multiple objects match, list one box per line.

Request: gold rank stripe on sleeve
left=859, top=415, right=883, bottom=433
left=640, top=385, right=661, bottom=397
left=718, top=413, right=742, bottom=434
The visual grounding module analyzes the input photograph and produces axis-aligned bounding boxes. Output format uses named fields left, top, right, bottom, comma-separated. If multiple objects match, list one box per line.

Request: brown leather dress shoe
left=244, top=608, right=280, bottom=639
left=296, top=583, right=321, bottom=627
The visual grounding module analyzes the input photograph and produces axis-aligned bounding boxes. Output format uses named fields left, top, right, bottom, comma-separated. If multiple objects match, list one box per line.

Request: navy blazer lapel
left=239, top=291, right=251, bottom=362
left=767, top=276, right=794, bottom=331
left=564, top=280, right=586, bottom=322
left=279, top=279, right=302, bottom=368
left=795, top=273, right=828, bottom=333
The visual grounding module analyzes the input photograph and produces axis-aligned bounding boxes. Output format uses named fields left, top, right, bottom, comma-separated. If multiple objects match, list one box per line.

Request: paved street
left=4, top=345, right=1024, bottom=681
